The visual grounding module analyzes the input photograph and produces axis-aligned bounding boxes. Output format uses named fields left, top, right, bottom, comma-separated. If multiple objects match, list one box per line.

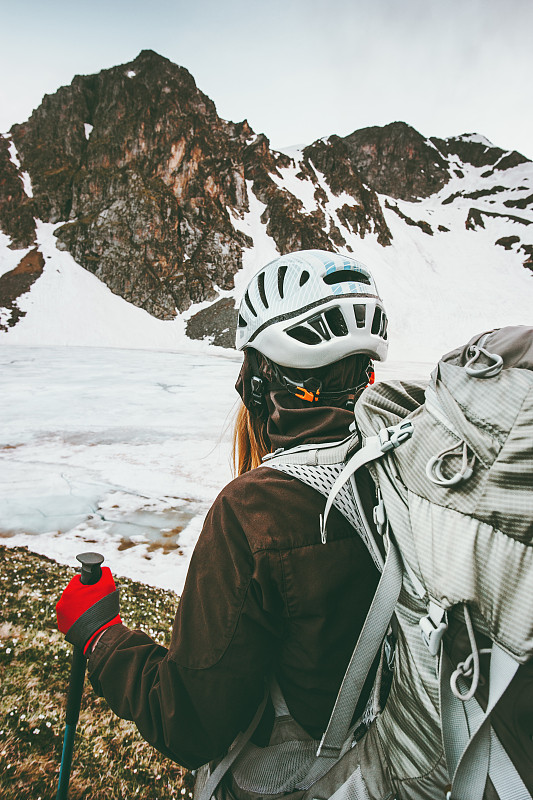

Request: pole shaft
left=57, top=647, right=87, bottom=800
left=56, top=553, right=104, bottom=800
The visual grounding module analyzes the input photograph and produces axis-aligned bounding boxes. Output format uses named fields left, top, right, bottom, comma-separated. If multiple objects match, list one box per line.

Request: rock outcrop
left=0, top=136, right=36, bottom=248
left=302, top=137, right=392, bottom=245
left=185, top=297, right=237, bottom=348
left=431, top=133, right=529, bottom=173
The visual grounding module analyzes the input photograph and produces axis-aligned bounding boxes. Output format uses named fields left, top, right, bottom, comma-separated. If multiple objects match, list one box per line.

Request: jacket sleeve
left=88, top=487, right=284, bottom=770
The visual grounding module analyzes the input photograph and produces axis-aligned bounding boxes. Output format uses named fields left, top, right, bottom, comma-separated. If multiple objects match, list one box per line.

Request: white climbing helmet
left=235, top=250, right=388, bottom=368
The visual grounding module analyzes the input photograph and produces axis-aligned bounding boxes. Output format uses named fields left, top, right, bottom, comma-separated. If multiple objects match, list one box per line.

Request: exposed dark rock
left=466, top=207, right=531, bottom=231
left=466, top=186, right=506, bottom=199
left=443, top=186, right=512, bottom=207
left=520, top=244, right=533, bottom=271
left=243, top=134, right=334, bottom=254
left=495, top=151, right=530, bottom=171
left=442, top=192, right=461, bottom=206
left=0, top=248, right=44, bottom=330
left=431, top=134, right=530, bottom=171
left=185, top=296, right=238, bottom=348
left=385, top=200, right=433, bottom=235
left=495, top=235, right=520, bottom=250
left=466, top=208, right=486, bottom=230
left=0, top=137, right=36, bottom=248
left=339, top=121, right=450, bottom=201
left=438, top=225, right=450, bottom=232
left=302, top=137, right=392, bottom=245
left=504, top=193, right=533, bottom=210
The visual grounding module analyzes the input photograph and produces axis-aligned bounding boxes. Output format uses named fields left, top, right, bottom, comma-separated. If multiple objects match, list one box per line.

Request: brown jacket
left=89, top=403, right=379, bottom=770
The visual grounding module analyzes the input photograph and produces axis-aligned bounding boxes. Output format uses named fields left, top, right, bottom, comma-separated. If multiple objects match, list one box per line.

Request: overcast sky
left=1, top=0, right=532, bottom=158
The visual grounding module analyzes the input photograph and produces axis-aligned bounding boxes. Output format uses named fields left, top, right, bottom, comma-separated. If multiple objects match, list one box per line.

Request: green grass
left=0, top=545, right=195, bottom=799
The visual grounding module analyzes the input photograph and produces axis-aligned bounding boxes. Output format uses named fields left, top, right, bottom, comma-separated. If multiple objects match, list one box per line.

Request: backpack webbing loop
left=425, top=441, right=476, bottom=487
left=464, top=334, right=504, bottom=379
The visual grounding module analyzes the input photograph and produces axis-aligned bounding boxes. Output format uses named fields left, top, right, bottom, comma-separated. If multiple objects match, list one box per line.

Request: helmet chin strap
left=246, top=350, right=372, bottom=417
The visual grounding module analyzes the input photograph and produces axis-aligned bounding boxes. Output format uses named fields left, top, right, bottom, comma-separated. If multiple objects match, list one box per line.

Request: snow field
left=0, top=346, right=429, bottom=592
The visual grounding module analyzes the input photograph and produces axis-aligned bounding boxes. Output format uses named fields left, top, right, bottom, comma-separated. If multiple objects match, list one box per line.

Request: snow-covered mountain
left=0, top=50, right=531, bottom=361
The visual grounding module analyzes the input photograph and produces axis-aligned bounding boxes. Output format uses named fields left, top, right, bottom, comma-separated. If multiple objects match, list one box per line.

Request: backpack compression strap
left=441, top=643, right=527, bottom=800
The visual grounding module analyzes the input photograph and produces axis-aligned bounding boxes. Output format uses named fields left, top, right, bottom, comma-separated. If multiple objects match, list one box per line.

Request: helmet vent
left=257, top=272, right=269, bottom=308
left=324, top=270, right=371, bottom=287
left=299, top=270, right=310, bottom=287
left=238, top=314, right=247, bottom=328
left=371, top=306, right=382, bottom=334
left=308, top=314, right=332, bottom=341
left=324, top=307, right=349, bottom=337
left=244, top=290, right=257, bottom=318
left=277, top=265, right=288, bottom=298
left=353, top=304, right=366, bottom=328
left=286, top=326, right=321, bottom=345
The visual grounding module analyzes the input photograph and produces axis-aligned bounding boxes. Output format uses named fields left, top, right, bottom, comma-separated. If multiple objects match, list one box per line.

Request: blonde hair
left=232, top=402, right=271, bottom=476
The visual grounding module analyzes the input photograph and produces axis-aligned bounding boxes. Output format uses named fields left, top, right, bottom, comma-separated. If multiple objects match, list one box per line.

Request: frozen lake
left=0, top=346, right=432, bottom=591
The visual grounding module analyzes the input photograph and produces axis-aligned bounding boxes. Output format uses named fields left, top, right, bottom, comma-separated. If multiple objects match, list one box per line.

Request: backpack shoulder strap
left=261, top=422, right=414, bottom=573
left=295, top=535, right=404, bottom=790
left=260, top=422, right=415, bottom=790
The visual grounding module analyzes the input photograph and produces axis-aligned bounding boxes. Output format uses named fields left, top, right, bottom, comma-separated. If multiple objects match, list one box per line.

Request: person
left=56, top=249, right=389, bottom=786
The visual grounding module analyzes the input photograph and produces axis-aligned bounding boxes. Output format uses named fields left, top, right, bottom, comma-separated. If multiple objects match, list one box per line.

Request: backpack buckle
left=380, top=421, right=414, bottom=453
left=420, top=603, right=448, bottom=656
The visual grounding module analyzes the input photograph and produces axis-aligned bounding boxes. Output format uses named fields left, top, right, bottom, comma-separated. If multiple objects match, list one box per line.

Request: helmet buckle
left=285, top=376, right=323, bottom=403
left=250, top=376, right=265, bottom=408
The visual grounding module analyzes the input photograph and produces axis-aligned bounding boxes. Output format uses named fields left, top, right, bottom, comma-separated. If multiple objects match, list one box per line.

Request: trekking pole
left=57, top=552, right=105, bottom=800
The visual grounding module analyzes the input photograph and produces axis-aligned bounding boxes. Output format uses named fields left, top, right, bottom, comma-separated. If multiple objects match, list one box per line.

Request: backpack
left=195, top=325, right=533, bottom=800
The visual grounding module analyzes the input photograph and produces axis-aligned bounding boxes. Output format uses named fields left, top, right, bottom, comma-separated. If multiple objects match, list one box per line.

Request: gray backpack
left=196, top=326, right=533, bottom=800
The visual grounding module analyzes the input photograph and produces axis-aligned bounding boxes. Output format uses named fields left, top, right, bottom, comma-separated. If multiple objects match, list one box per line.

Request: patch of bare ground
left=0, top=545, right=193, bottom=799
left=0, top=248, right=45, bottom=331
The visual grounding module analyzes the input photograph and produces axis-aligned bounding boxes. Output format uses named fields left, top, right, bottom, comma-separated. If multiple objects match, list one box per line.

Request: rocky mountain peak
left=339, top=121, right=450, bottom=201
left=6, top=51, right=256, bottom=318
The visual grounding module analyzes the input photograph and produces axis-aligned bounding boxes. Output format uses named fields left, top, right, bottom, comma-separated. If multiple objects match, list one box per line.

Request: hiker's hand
left=56, top=567, right=122, bottom=655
